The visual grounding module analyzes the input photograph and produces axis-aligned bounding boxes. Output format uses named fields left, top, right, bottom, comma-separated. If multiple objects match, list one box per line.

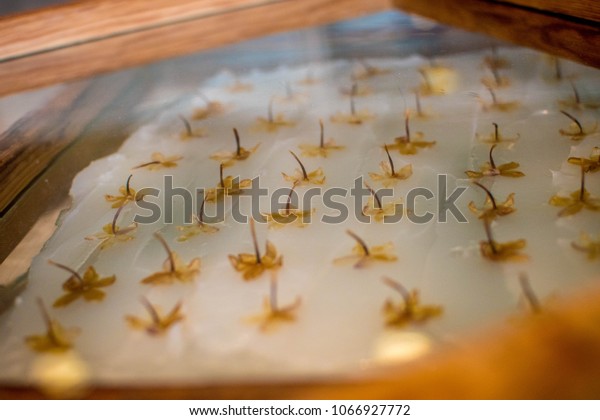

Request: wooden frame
left=0, top=0, right=390, bottom=96
left=392, top=0, right=600, bottom=68
left=2, top=0, right=600, bottom=400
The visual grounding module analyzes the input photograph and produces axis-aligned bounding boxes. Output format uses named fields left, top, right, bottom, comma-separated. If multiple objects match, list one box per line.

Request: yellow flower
left=417, top=64, right=457, bottom=96
left=262, top=186, right=315, bottom=228
left=333, top=230, right=398, bottom=268
left=558, top=81, right=600, bottom=111
left=104, top=175, right=143, bottom=208
left=273, top=82, right=308, bottom=104
left=368, top=145, right=412, bottom=187
left=126, top=298, right=184, bottom=336
left=282, top=151, right=325, bottom=186
left=192, top=97, right=225, bottom=120
left=227, top=80, right=253, bottom=93
left=132, top=152, right=182, bottom=171
left=246, top=273, right=301, bottom=332
left=330, top=83, right=375, bottom=125
left=385, top=111, right=435, bottom=155
left=468, top=181, right=516, bottom=220
left=381, top=277, right=443, bottom=327
left=353, top=60, right=392, bottom=80
left=558, top=110, right=598, bottom=141
left=209, top=128, right=260, bottom=167
left=25, top=299, right=79, bottom=353
left=298, top=120, right=344, bottom=158
left=204, top=164, right=252, bottom=203
left=298, top=72, right=319, bottom=86
left=140, top=233, right=200, bottom=285
left=361, top=183, right=404, bottom=223
left=362, top=197, right=404, bottom=223
left=567, top=147, right=600, bottom=173
left=229, top=219, right=283, bottom=280
left=176, top=200, right=219, bottom=241
left=48, top=261, right=116, bottom=308
left=465, top=144, right=524, bottom=178
left=330, top=110, right=375, bottom=125
left=483, top=50, right=511, bottom=70
left=252, top=99, right=295, bottom=132
left=85, top=206, right=136, bottom=249
left=571, top=232, right=600, bottom=260
left=481, top=63, right=511, bottom=89
left=479, top=219, right=528, bottom=262
left=480, top=239, right=528, bottom=262
left=263, top=208, right=315, bottom=229
left=549, top=166, right=600, bottom=217
left=475, top=122, right=519, bottom=147
left=477, top=87, right=520, bottom=112
left=178, top=115, right=206, bottom=141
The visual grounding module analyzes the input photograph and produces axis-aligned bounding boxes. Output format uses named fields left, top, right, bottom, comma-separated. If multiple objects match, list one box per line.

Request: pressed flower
left=476, top=122, right=519, bottom=147
left=417, top=64, right=455, bottom=96
left=385, top=110, right=435, bottom=155
left=558, top=81, right=600, bottom=111
left=210, top=128, right=260, bottom=167
left=558, top=110, right=598, bottom=141
left=568, top=147, right=600, bottom=173
left=25, top=299, right=79, bottom=353
left=274, top=82, right=307, bottom=104
left=298, top=71, right=319, bottom=86
left=353, top=59, right=392, bottom=80
left=204, top=163, right=252, bottom=203
left=262, top=185, right=314, bottom=229
left=340, top=81, right=372, bottom=97
left=468, top=181, right=516, bottom=220
left=549, top=165, right=600, bottom=217
left=381, top=277, right=442, bottom=327
left=49, top=260, right=116, bottom=308
left=481, top=63, right=510, bottom=89
left=227, top=79, right=253, bottom=93
left=246, top=273, right=301, bottom=332
left=229, top=218, right=283, bottom=280
left=178, top=115, right=206, bottom=141
left=362, top=183, right=404, bottom=222
left=132, top=152, right=182, bottom=171
left=333, top=230, right=398, bottom=268
left=330, top=83, right=375, bottom=125
left=104, top=174, right=144, bottom=208
left=477, top=86, right=520, bottom=112
left=253, top=99, right=295, bottom=132
left=298, top=119, right=344, bottom=158
left=465, top=144, right=525, bottom=178
left=85, top=206, right=137, bottom=249
left=192, top=93, right=225, bottom=120
left=140, top=233, right=200, bottom=285
left=126, top=297, right=184, bottom=335
left=571, top=232, right=600, bottom=260
left=176, top=197, right=219, bottom=241
left=479, top=218, right=528, bottom=262
left=282, top=151, right=325, bottom=186
left=369, top=144, right=413, bottom=187
left=483, top=46, right=510, bottom=70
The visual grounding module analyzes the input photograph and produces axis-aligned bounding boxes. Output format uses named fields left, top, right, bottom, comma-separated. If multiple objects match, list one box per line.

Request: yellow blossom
left=229, top=219, right=283, bottom=280
left=126, top=297, right=184, bottom=335
left=381, top=277, right=442, bottom=327
left=140, top=233, right=200, bottom=285
left=49, top=261, right=116, bottom=308
left=25, top=299, right=79, bottom=353
left=334, top=230, right=398, bottom=268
